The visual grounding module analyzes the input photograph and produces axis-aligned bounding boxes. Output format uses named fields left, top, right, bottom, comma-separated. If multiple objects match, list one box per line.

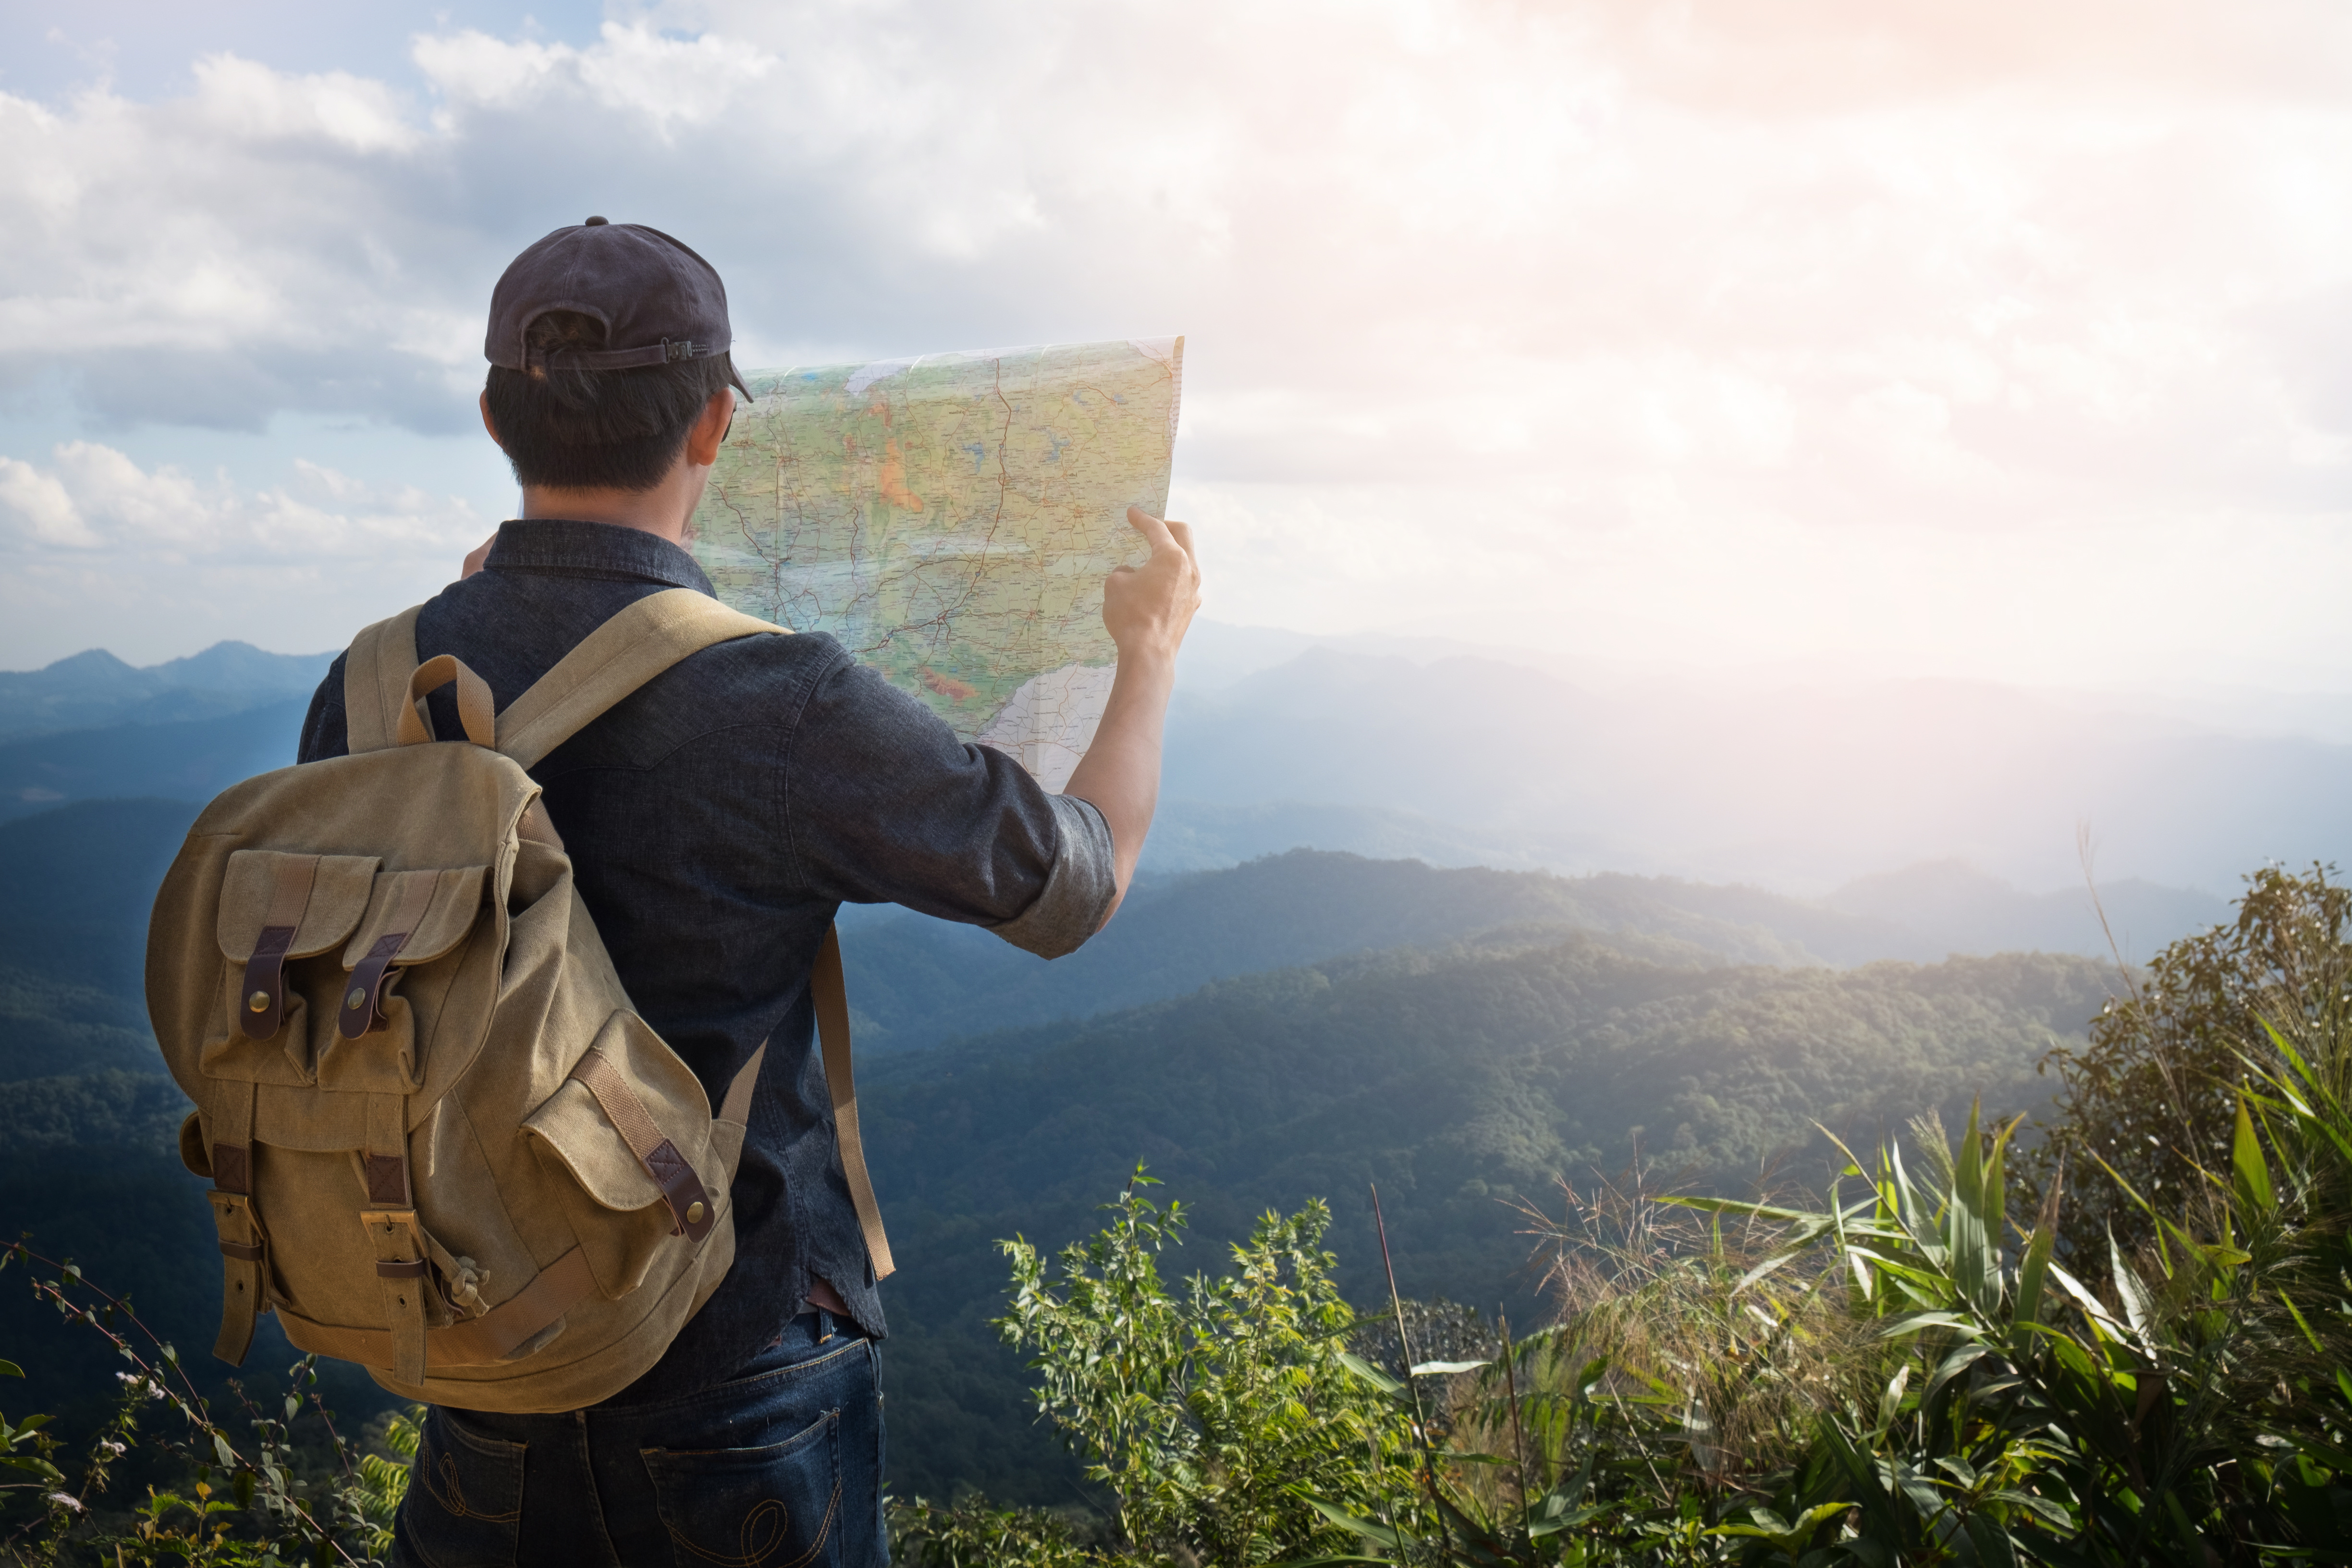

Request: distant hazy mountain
left=0, top=792, right=2218, bottom=1087
left=0, top=641, right=330, bottom=744
left=1158, top=647, right=2352, bottom=893
left=0, top=699, right=308, bottom=822
left=6, top=630, right=2330, bottom=902
left=1825, top=861, right=2227, bottom=968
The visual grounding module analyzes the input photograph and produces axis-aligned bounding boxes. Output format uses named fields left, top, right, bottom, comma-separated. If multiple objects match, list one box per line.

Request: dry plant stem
left=309, top=1387, right=357, bottom=1482
left=1370, top=1183, right=1445, bottom=1565
left=1498, top=1310, right=1533, bottom=1554
left=2079, top=821, right=2145, bottom=1008
left=6, top=1241, right=364, bottom=1566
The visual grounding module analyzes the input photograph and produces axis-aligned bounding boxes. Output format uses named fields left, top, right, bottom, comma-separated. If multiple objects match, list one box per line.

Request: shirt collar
left=483, top=518, right=715, bottom=594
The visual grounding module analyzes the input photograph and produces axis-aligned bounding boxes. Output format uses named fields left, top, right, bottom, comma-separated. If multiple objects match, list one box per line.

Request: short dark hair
left=483, top=310, right=735, bottom=491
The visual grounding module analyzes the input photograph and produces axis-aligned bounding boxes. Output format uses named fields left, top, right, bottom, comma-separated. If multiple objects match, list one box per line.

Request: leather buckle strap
left=239, top=927, right=297, bottom=1041
left=207, top=1078, right=263, bottom=1365
left=342, top=935, right=406, bottom=1039
left=207, top=1191, right=265, bottom=1365
left=340, top=874, right=439, bottom=1041
left=238, top=854, right=320, bottom=1041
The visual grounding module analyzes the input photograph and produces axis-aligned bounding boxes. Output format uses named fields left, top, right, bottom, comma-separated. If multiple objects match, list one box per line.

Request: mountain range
left=1159, top=645, right=2352, bottom=897
left=0, top=795, right=2125, bottom=1501
left=0, top=642, right=328, bottom=744
left=0, top=627, right=2283, bottom=943
left=0, top=623, right=2291, bottom=1502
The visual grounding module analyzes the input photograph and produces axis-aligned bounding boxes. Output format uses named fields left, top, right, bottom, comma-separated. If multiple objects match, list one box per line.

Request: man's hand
left=1102, top=507, right=1200, bottom=668
left=1062, top=507, right=1202, bottom=931
left=462, top=531, right=497, bottom=579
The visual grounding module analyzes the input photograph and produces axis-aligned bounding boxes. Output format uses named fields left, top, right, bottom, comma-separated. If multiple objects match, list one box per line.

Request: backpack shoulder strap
left=495, top=588, right=787, bottom=770
left=479, top=583, right=898, bottom=1279
left=343, top=606, right=423, bottom=755
left=492, top=587, right=900, bottom=1282
left=814, top=926, right=894, bottom=1282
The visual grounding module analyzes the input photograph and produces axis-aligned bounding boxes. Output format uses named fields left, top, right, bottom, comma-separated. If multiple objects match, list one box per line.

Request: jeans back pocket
left=396, top=1409, right=524, bottom=1568
left=642, top=1409, right=841, bottom=1568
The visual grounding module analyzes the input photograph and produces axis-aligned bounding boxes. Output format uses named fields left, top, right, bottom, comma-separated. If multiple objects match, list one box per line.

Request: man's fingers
left=1165, top=519, right=1197, bottom=569
left=1126, top=504, right=1178, bottom=556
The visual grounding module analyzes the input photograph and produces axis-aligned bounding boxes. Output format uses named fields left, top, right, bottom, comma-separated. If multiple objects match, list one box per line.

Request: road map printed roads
left=689, top=337, right=1184, bottom=792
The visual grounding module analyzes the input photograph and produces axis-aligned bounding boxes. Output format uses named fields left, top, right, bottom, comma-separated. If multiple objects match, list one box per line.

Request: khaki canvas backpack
left=146, top=588, right=894, bottom=1413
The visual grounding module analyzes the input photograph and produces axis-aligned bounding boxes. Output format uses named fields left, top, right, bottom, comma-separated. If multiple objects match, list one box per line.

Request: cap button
left=583, top=215, right=609, bottom=226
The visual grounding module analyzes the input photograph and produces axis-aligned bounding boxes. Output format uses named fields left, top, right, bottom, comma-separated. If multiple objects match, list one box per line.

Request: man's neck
left=518, top=470, right=705, bottom=546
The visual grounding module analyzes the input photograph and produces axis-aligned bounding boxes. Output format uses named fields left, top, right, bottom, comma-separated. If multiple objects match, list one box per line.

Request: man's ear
left=685, top=388, right=733, bottom=468
left=479, top=391, right=505, bottom=451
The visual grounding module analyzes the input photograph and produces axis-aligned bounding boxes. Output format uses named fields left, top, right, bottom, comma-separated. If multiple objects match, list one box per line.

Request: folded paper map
left=689, top=337, right=1184, bottom=791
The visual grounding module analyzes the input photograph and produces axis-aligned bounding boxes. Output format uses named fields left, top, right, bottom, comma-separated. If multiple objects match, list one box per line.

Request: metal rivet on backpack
left=247, top=990, right=271, bottom=1013
left=686, top=1201, right=706, bottom=1225
left=346, top=987, right=367, bottom=1011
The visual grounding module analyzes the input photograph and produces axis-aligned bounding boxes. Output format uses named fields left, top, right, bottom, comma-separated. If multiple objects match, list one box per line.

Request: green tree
left=995, top=1171, right=1421, bottom=1566
left=2023, top=863, right=2352, bottom=1262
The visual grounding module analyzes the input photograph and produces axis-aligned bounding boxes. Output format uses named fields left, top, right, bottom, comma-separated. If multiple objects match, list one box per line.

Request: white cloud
left=0, top=441, right=492, bottom=667
left=0, top=442, right=486, bottom=561
left=0, top=0, right=2349, bottom=688
left=0, top=454, right=86, bottom=547
left=414, top=22, right=777, bottom=135
left=189, top=53, right=421, bottom=154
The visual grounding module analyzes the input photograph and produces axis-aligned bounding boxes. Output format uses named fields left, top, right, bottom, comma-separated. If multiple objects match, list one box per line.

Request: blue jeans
left=391, top=1311, right=888, bottom=1568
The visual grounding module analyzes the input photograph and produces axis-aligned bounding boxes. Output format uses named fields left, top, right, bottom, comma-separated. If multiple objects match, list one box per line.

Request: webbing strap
left=360, top=1209, right=430, bottom=1386
left=718, top=1041, right=767, bottom=1129
left=394, top=654, right=496, bottom=749
left=496, top=589, right=788, bottom=770
left=207, top=1078, right=263, bottom=1365
left=814, top=926, right=894, bottom=1281
left=275, top=1247, right=600, bottom=1376
left=344, top=606, right=423, bottom=756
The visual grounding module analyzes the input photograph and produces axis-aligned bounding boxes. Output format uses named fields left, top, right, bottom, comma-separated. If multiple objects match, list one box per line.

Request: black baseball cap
left=485, top=217, right=751, bottom=398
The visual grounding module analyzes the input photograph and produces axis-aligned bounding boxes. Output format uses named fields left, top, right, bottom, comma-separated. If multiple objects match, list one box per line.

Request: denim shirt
left=297, top=518, right=1115, bottom=1403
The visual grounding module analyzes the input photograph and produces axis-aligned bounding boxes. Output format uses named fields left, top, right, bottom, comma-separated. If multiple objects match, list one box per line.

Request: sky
left=3, top=0, right=2352, bottom=705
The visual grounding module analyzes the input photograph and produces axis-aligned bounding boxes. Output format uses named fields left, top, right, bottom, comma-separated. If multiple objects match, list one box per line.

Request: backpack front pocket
left=314, top=864, right=490, bottom=1095
left=521, top=1011, right=726, bottom=1302
left=207, top=850, right=380, bottom=1084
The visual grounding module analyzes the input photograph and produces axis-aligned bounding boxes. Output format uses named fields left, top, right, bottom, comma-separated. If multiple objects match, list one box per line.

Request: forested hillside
left=839, top=849, right=1884, bottom=1052
left=0, top=798, right=192, bottom=1081
left=0, top=700, right=307, bottom=823
left=862, top=936, right=2119, bottom=1499
left=0, top=790, right=2124, bottom=1505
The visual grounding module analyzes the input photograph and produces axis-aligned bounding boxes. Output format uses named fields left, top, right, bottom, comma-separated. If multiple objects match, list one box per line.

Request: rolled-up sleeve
left=987, top=794, right=1116, bottom=958
left=782, top=649, right=1118, bottom=956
